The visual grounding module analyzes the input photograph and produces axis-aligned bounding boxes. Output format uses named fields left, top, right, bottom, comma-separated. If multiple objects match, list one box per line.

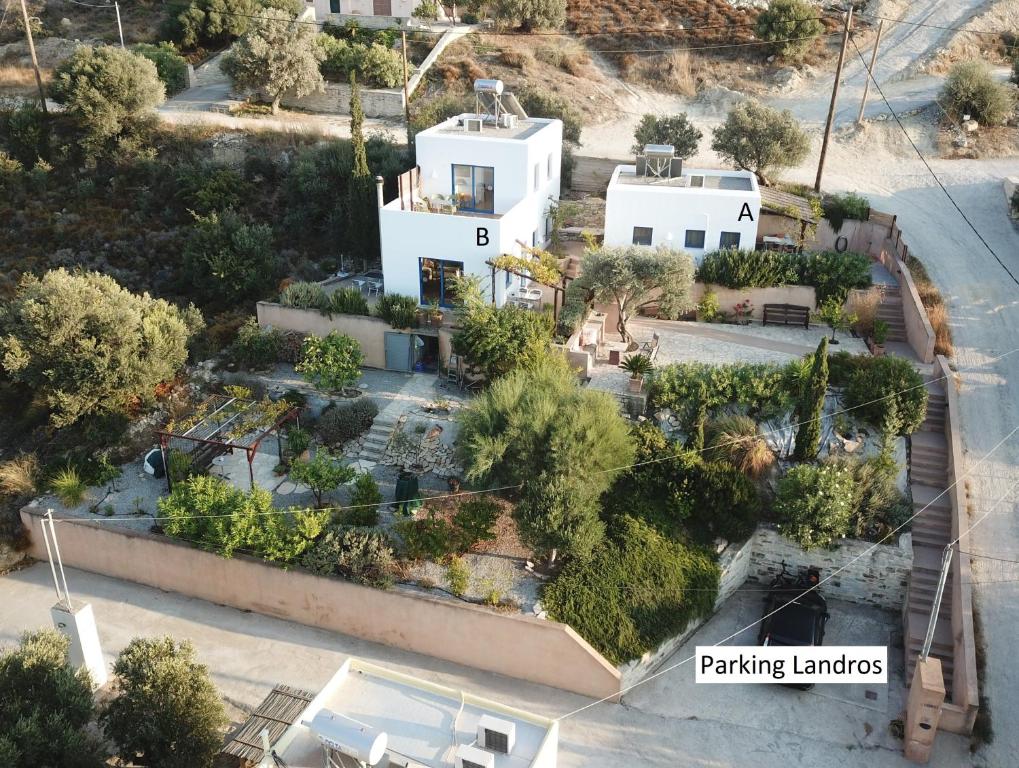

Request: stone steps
left=359, top=418, right=397, bottom=461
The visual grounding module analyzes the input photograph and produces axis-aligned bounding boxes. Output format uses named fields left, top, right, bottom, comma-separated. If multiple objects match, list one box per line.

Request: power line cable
left=850, top=34, right=1019, bottom=289
left=48, top=345, right=1019, bottom=524
left=855, top=11, right=1014, bottom=39
left=553, top=428, right=1019, bottom=722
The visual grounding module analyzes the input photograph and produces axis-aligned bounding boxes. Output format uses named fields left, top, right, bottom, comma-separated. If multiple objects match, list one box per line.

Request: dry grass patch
left=906, top=255, right=954, bottom=357
left=621, top=50, right=698, bottom=96
left=0, top=65, right=52, bottom=96
left=0, top=454, right=39, bottom=497
left=848, top=286, right=881, bottom=339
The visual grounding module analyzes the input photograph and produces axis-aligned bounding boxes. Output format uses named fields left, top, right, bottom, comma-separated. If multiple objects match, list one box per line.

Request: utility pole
left=856, top=19, right=883, bottom=126
left=814, top=4, right=853, bottom=193
left=920, top=545, right=954, bottom=660
left=114, top=1, right=125, bottom=48
left=17, top=0, right=47, bottom=113
left=401, top=30, right=412, bottom=147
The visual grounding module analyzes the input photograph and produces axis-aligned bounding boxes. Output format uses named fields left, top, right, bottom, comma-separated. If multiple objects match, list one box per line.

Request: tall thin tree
left=346, top=72, right=379, bottom=270
left=793, top=337, right=829, bottom=460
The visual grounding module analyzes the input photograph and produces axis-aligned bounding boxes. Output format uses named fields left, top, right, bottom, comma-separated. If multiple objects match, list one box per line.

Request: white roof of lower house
left=270, top=658, right=558, bottom=768
left=610, top=164, right=759, bottom=193
left=422, top=113, right=558, bottom=142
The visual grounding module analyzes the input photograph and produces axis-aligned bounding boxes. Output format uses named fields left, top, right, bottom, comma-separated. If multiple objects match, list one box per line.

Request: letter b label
left=477, top=227, right=489, bottom=246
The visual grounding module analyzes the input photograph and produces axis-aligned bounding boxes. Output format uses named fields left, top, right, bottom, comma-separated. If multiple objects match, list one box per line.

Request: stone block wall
left=279, top=81, right=405, bottom=118
left=746, top=526, right=912, bottom=611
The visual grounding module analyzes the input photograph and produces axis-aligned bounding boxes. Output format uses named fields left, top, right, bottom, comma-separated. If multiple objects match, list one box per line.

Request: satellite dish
left=309, top=709, right=387, bottom=766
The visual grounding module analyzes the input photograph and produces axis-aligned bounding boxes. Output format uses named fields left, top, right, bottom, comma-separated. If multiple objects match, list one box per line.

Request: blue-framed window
left=329, top=0, right=339, bottom=11
left=451, top=164, right=494, bottom=213
left=419, top=258, right=464, bottom=308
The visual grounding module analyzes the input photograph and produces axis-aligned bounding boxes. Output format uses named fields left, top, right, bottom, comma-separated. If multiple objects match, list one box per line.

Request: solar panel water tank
left=474, top=79, right=504, bottom=95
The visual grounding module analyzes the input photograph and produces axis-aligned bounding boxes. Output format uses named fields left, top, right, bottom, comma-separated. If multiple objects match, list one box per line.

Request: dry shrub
left=500, top=47, right=533, bottom=69
left=0, top=454, right=39, bottom=497
left=848, top=287, right=881, bottom=338
left=928, top=303, right=954, bottom=357
left=562, top=49, right=592, bottom=77
left=705, top=415, right=775, bottom=479
left=433, top=57, right=486, bottom=87
left=625, top=51, right=697, bottom=96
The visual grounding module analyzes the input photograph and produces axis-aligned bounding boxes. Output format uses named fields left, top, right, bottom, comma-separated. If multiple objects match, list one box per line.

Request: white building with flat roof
left=603, top=155, right=761, bottom=263
left=379, top=87, right=562, bottom=308
left=264, top=657, right=559, bottom=768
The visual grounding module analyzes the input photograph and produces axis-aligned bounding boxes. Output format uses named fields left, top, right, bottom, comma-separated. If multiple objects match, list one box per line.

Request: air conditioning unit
left=463, top=118, right=484, bottom=133
left=476, top=715, right=515, bottom=754
left=382, top=755, right=427, bottom=768
left=499, top=113, right=517, bottom=129
left=455, top=744, right=495, bottom=768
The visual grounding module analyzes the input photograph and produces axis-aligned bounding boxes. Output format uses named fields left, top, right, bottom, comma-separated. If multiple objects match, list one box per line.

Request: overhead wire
left=849, top=33, right=1019, bottom=289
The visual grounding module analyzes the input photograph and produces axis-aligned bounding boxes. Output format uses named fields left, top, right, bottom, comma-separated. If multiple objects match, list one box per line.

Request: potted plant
left=621, top=353, right=654, bottom=392
left=427, top=299, right=444, bottom=328
left=871, top=318, right=888, bottom=356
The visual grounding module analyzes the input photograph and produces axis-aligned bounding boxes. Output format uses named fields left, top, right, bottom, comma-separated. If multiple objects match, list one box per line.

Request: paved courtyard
left=0, top=563, right=974, bottom=768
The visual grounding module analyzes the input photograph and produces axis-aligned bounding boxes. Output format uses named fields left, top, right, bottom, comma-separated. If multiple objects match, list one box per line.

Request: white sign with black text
left=696, top=646, right=888, bottom=685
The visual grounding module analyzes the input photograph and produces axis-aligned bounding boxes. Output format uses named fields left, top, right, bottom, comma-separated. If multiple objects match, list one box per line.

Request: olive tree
left=580, top=245, right=695, bottom=343
left=491, top=0, right=566, bottom=31
left=940, top=60, right=1017, bottom=126
left=182, top=208, right=281, bottom=303
left=632, top=113, right=702, bottom=158
left=711, top=100, right=810, bottom=186
left=0, top=269, right=201, bottom=427
left=167, top=0, right=260, bottom=49
left=754, top=0, right=824, bottom=59
left=49, top=45, right=165, bottom=160
left=0, top=630, right=104, bottom=768
left=101, top=636, right=226, bottom=768
left=222, top=7, right=324, bottom=115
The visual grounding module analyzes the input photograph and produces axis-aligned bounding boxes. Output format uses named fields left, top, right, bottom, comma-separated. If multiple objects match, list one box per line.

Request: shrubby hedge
left=542, top=516, right=719, bottom=664
left=649, top=361, right=802, bottom=426
left=775, top=463, right=856, bottom=549
left=844, top=355, right=927, bottom=435
left=695, top=249, right=872, bottom=303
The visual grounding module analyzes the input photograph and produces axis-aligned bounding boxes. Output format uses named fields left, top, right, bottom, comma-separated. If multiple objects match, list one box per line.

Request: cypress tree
left=793, top=336, right=829, bottom=460
left=346, top=72, right=379, bottom=268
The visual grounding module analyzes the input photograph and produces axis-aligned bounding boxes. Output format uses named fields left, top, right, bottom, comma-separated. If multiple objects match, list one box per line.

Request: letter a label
left=738, top=203, right=755, bottom=222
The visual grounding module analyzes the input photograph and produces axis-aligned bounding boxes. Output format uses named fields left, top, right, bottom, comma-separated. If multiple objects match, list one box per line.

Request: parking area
left=625, top=590, right=909, bottom=752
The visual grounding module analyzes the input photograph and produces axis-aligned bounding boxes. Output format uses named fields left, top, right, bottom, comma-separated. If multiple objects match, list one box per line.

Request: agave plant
left=620, top=353, right=654, bottom=379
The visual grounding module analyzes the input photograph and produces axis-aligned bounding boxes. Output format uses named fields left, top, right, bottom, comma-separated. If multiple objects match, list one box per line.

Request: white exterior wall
left=604, top=166, right=761, bottom=263
left=380, top=116, right=563, bottom=307
left=312, top=0, right=419, bottom=20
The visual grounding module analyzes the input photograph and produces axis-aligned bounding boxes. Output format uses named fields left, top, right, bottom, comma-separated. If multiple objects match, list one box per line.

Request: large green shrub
left=330, top=287, right=370, bottom=316
left=0, top=269, right=200, bottom=428
left=0, top=630, right=104, bottom=768
left=797, top=250, right=871, bottom=303
left=774, top=462, right=856, bottom=549
left=516, top=86, right=582, bottom=143
left=101, top=637, right=225, bottom=768
left=375, top=293, right=420, bottom=328
left=844, top=355, right=927, bottom=435
left=452, top=276, right=554, bottom=379
left=649, top=361, right=801, bottom=426
left=159, top=475, right=327, bottom=562
left=229, top=318, right=283, bottom=369
left=608, top=423, right=761, bottom=544
left=132, top=42, right=189, bottom=96
left=296, top=332, right=364, bottom=392
left=182, top=209, right=280, bottom=304
left=166, top=0, right=260, bottom=49
left=174, top=161, right=250, bottom=215
left=50, top=45, right=165, bottom=162
left=822, top=191, right=870, bottom=233
left=542, top=516, right=719, bottom=664
left=491, top=0, right=566, bottom=32
left=696, top=248, right=800, bottom=288
left=940, top=60, right=1017, bottom=126
left=317, top=398, right=378, bottom=445
left=280, top=281, right=330, bottom=311
left=828, top=454, right=910, bottom=542
left=516, top=471, right=605, bottom=562
left=288, top=449, right=356, bottom=506
left=345, top=471, right=383, bottom=526
left=754, top=0, right=824, bottom=59
left=301, top=526, right=396, bottom=588
left=555, top=277, right=590, bottom=339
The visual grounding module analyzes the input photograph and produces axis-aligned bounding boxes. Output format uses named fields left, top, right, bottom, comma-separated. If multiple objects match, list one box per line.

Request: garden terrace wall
left=279, top=82, right=405, bottom=118
left=18, top=508, right=622, bottom=700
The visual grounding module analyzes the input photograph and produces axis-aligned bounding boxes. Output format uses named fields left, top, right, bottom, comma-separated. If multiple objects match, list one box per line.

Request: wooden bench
left=762, top=304, right=810, bottom=329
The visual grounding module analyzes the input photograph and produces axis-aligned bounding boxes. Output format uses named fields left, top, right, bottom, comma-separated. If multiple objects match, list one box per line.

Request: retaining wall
left=280, top=81, right=405, bottom=118
left=257, top=301, right=392, bottom=369
left=19, top=509, right=622, bottom=700
left=618, top=526, right=911, bottom=688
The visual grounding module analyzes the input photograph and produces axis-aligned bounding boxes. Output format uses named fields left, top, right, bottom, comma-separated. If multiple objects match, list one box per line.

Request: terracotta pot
left=628, top=375, right=643, bottom=393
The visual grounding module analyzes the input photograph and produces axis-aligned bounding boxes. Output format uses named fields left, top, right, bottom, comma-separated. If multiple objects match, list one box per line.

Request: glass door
left=419, top=258, right=464, bottom=308
left=451, top=165, right=494, bottom=213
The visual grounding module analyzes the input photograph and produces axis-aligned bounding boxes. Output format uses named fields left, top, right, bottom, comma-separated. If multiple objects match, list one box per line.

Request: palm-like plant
left=620, top=353, right=654, bottom=379
left=705, top=415, right=775, bottom=479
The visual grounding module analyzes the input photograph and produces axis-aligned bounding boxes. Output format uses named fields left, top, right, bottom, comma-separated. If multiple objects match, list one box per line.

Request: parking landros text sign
left=695, top=646, right=887, bottom=685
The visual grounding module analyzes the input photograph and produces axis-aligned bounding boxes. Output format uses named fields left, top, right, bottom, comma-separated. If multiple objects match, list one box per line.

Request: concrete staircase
left=876, top=284, right=907, bottom=343
left=904, top=379, right=953, bottom=694
left=359, top=416, right=397, bottom=462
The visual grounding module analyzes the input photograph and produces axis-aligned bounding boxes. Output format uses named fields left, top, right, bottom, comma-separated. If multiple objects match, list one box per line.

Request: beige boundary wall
left=934, top=354, right=979, bottom=734
left=19, top=509, right=622, bottom=700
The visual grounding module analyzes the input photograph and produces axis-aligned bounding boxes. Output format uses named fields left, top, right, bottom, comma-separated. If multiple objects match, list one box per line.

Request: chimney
left=375, top=176, right=384, bottom=208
